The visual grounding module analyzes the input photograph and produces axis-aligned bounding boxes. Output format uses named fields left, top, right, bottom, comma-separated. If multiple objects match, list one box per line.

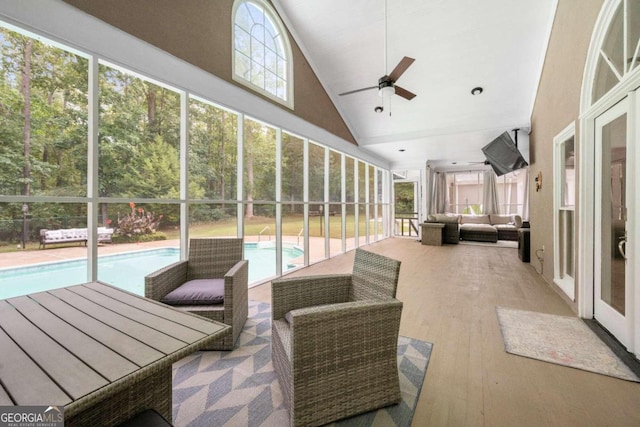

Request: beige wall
left=529, top=0, right=603, bottom=309
left=62, top=0, right=356, bottom=145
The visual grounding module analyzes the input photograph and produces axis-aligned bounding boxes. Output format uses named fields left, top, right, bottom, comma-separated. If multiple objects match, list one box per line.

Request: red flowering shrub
left=115, top=203, right=163, bottom=238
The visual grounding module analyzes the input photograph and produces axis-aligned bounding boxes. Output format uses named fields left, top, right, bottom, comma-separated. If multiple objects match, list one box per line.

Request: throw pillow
left=161, top=278, right=225, bottom=305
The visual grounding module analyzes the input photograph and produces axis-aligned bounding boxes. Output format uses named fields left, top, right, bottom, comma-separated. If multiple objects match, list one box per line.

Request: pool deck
left=0, top=236, right=367, bottom=270
left=0, top=240, right=177, bottom=269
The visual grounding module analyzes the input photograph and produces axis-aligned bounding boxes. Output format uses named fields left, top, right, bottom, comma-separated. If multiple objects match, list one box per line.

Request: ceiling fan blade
left=388, top=56, right=415, bottom=82
left=339, top=86, right=378, bottom=96
left=394, top=85, right=417, bottom=100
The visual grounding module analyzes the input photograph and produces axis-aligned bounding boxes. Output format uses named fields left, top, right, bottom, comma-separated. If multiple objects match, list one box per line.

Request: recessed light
left=399, top=149, right=405, bottom=152
left=471, top=87, right=483, bottom=95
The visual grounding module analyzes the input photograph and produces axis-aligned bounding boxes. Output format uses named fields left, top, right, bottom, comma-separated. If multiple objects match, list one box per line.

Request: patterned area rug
left=496, top=306, right=639, bottom=382
left=172, top=300, right=432, bottom=426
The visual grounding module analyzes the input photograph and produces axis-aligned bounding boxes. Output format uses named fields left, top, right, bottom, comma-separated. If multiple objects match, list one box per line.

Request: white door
left=594, top=97, right=633, bottom=348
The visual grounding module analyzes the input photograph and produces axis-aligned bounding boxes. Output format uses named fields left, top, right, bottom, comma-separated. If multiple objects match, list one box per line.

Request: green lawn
left=184, top=214, right=374, bottom=239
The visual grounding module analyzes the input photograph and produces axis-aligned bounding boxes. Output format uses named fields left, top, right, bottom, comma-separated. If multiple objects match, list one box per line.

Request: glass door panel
left=600, top=115, right=626, bottom=314
left=594, top=98, right=630, bottom=347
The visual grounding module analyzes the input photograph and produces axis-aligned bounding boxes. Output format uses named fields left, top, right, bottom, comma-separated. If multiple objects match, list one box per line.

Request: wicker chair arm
left=144, top=260, right=188, bottom=301
left=224, top=260, right=249, bottom=341
left=225, top=259, right=248, bottom=279
left=271, top=274, right=352, bottom=320
left=288, top=299, right=403, bottom=332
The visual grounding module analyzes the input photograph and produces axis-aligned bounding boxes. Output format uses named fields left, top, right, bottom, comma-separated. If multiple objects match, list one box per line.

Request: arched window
left=232, top=0, right=293, bottom=108
left=589, top=0, right=640, bottom=105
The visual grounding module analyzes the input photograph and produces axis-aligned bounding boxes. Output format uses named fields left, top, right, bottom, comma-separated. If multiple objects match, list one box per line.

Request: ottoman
left=459, top=223, right=498, bottom=243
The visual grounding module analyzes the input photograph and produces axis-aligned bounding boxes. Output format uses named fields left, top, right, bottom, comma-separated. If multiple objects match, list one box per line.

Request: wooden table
left=0, top=281, right=229, bottom=426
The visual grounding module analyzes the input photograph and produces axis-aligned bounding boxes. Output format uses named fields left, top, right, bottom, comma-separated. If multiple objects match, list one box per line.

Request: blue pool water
left=0, top=243, right=303, bottom=300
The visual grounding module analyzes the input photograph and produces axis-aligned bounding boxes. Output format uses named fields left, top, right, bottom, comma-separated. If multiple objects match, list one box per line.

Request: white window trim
left=231, top=0, right=294, bottom=109
left=553, top=122, right=576, bottom=301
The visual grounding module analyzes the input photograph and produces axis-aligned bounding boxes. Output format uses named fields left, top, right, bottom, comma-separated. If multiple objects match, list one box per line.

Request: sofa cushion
left=46, top=230, right=63, bottom=239
left=489, top=214, right=512, bottom=225
left=459, top=223, right=496, bottom=233
left=489, top=214, right=523, bottom=228
left=513, top=215, right=523, bottom=228
left=62, top=229, right=78, bottom=239
left=493, top=224, right=517, bottom=230
left=460, top=214, right=491, bottom=225
left=427, top=213, right=460, bottom=223
left=161, top=278, right=225, bottom=305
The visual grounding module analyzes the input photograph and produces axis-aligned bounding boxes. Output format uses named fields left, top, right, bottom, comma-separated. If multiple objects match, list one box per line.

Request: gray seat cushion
left=161, top=278, right=224, bottom=305
left=459, top=223, right=496, bottom=233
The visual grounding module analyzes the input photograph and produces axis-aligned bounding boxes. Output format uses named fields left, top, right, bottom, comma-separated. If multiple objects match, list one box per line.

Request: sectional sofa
left=424, top=213, right=523, bottom=243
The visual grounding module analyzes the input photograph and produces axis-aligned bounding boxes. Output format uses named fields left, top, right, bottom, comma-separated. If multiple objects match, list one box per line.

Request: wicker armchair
left=271, top=248, right=403, bottom=426
left=145, top=238, right=248, bottom=350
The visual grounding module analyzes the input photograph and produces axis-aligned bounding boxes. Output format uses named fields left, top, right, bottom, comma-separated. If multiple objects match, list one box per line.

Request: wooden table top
left=0, top=281, right=229, bottom=414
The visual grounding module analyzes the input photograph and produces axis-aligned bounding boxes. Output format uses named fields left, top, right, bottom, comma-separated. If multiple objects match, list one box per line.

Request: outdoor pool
left=0, top=243, right=303, bottom=300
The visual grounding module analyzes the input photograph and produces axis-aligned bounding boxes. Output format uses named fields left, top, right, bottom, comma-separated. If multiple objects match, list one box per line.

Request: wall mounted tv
left=481, top=131, right=529, bottom=176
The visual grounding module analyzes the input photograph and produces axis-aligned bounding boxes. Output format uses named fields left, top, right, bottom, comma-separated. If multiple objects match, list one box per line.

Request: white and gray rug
left=496, top=306, right=639, bottom=382
left=172, top=300, right=432, bottom=426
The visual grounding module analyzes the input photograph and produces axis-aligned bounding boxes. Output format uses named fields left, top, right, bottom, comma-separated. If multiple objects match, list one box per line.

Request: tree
left=97, top=65, right=181, bottom=225
left=21, top=37, right=32, bottom=197
left=188, top=99, right=238, bottom=203
left=281, top=133, right=304, bottom=213
left=121, top=135, right=179, bottom=199
left=394, top=182, right=415, bottom=213
left=243, top=119, right=275, bottom=219
left=0, top=28, right=89, bottom=239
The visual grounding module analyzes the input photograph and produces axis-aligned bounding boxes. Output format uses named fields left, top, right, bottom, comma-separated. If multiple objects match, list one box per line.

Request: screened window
left=446, top=172, right=482, bottom=214
left=445, top=170, right=527, bottom=216
left=553, top=125, right=576, bottom=299
left=0, top=27, right=88, bottom=197
left=189, top=97, right=238, bottom=200
left=496, top=170, right=528, bottom=215
left=281, top=132, right=304, bottom=203
left=0, top=18, right=392, bottom=293
left=329, top=150, right=342, bottom=202
left=233, top=0, right=293, bottom=108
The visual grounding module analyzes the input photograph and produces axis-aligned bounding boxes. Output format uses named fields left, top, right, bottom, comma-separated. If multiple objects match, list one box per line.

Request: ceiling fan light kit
left=379, top=84, right=395, bottom=98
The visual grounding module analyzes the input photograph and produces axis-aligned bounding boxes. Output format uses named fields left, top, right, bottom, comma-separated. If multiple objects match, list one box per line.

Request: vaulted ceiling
left=273, top=0, right=557, bottom=170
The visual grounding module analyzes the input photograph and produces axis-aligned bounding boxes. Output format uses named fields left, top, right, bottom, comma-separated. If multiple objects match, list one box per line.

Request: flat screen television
left=481, top=131, right=529, bottom=176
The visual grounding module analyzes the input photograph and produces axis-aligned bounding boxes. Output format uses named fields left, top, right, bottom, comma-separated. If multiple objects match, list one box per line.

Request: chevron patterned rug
left=172, top=300, right=432, bottom=426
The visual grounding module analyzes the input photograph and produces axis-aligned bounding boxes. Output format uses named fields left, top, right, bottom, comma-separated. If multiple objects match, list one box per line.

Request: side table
left=518, top=228, right=530, bottom=262
left=421, top=223, right=445, bottom=246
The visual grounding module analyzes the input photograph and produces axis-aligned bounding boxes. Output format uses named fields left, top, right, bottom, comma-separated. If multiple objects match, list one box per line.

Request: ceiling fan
left=338, top=56, right=417, bottom=100
left=338, top=0, right=417, bottom=101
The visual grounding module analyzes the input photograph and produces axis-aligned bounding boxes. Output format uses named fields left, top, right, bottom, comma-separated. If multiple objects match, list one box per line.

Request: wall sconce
left=535, top=171, right=542, bottom=192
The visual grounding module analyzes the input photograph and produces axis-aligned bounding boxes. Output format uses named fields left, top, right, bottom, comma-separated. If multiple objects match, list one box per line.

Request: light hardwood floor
left=249, top=237, right=640, bottom=427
